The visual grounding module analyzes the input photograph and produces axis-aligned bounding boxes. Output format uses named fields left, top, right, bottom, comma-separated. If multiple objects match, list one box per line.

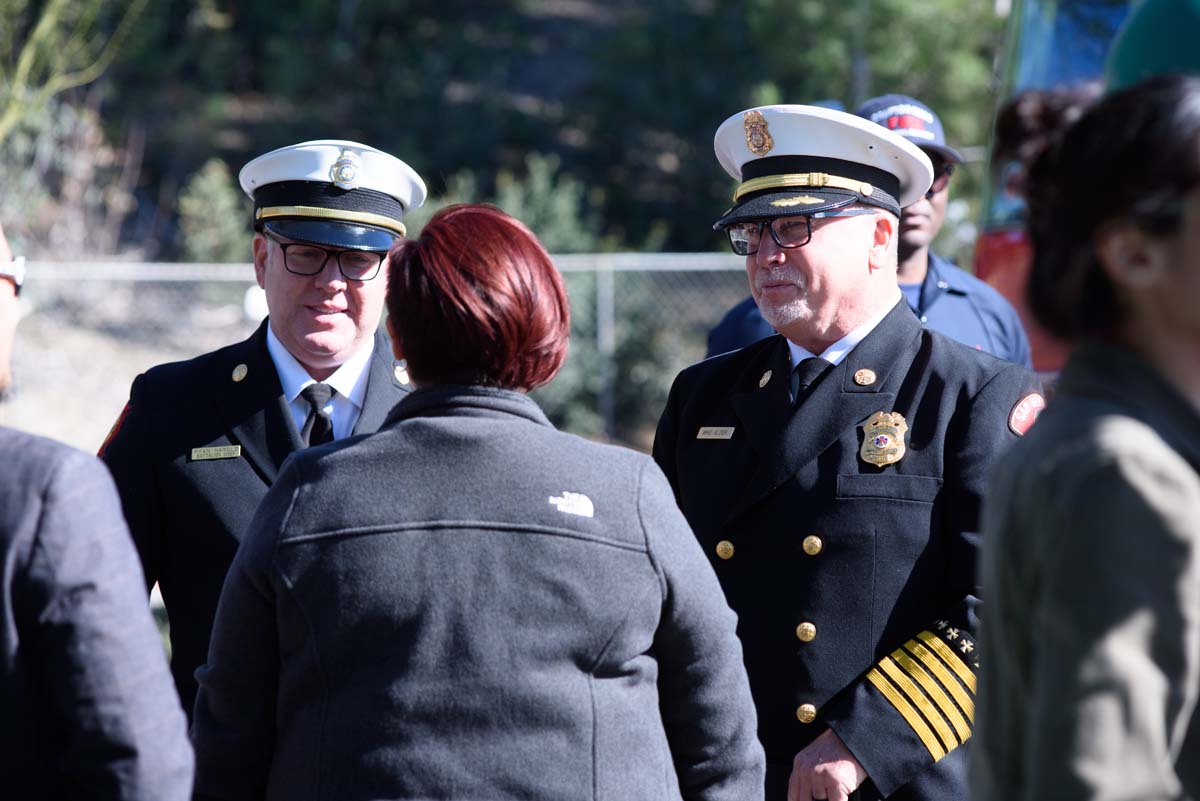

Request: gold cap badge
left=744, top=110, right=774, bottom=157
left=859, top=411, right=908, bottom=467
left=231, top=363, right=248, bottom=383
left=330, top=149, right=361, bottom=190
left=759, top=369, right=773, bottom=388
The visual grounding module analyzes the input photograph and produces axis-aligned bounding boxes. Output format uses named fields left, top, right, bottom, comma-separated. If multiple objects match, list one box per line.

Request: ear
left=386, top=315, right=404, bottom=361
left=867, top=211, right=896, bottom=273
left=1095, top=222, right=1169, bottom=291
left=251, top=232, right=269, bottom=289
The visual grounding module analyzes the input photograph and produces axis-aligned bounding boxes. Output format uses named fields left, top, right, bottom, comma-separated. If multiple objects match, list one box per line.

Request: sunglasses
left=926, top=163, right=955, bottom=199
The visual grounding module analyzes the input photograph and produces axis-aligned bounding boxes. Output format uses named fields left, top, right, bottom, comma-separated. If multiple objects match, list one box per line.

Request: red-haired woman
left=190, top=204, right=764, bottom=801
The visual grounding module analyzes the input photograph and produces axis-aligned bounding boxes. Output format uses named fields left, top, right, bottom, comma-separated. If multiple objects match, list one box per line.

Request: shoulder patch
left=1008, top=392, right=1045, bottom=436
left=97, top=401, right=131, bottom=457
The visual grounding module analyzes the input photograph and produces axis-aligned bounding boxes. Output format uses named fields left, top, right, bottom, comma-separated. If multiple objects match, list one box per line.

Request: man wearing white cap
left=653, top=107, right=1042, bottom=801
left=100, top=140, right=424, bottom=720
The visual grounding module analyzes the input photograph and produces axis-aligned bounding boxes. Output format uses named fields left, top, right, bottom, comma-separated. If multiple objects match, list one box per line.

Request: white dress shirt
left=786, top=289, right=903, bottom=368
left=265, top=325, right=375, bottom=441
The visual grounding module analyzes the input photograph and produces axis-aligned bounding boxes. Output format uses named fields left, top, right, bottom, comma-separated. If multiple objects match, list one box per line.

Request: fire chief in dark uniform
left=653, top=105, right=1043, bottom=801
left=100, top=140, right=424, bottom=719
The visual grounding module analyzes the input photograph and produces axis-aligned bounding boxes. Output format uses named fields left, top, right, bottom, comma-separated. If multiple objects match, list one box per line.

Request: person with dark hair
left=0, top=222, right=194, bottom=799
left=191, top=203, right=765, bottom=801
left=972, top=73, right=1200, bottom=800
left=707, top=95, right=1032, bottom=370
left=655, top=105, right=1041, bottom=801
left=100, top=140, right=422, bottom=721
left=991, top=83, right=1102, bottom=202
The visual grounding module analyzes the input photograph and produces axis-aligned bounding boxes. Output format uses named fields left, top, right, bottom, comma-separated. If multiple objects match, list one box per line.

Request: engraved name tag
left=190, top=445, right=242, bottom=461
left=696, top=426, right=735, bottom=440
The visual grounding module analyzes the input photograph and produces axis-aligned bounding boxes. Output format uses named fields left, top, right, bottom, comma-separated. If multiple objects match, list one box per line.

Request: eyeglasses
left=926, top=163, right=955, bottom=199
left=265, top=232, right=387, bottom=281
left=724, top=209, right=877, bottom=256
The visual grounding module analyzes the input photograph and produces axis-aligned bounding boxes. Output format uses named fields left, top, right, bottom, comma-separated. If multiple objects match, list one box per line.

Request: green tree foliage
left=0, top=96, right=138, bottom=257
left=88, top=0, right=1002, bottom=256
left=0, top=1, right=1008, bottom=444
left=0, top=0, right=147, bottom=144
left=178, top=158, right=249, bottom=263
left=493, top=154, right=604, bottom=254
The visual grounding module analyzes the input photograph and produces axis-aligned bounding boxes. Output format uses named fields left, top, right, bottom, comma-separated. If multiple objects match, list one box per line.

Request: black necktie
left=791, top=357, right=832, bottom=406
left=300, top=383, right=335, bottom=446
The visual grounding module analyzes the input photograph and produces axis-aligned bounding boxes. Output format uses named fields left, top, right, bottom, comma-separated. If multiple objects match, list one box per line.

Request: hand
left=787, top=728, right=868, bottom=801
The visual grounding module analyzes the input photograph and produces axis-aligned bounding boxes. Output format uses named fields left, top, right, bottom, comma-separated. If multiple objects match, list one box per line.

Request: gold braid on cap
left=256, top=205, right=407, bottom=237
left=734, top=172, right=874, bottom=202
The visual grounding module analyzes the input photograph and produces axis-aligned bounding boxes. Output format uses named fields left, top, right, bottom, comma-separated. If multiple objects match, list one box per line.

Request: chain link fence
left=2, top=255, right=752, bottom=453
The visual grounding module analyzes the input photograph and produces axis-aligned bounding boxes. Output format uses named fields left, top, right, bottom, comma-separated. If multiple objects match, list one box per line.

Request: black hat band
left=252, top=180, right=407, bottom=234
left=256, top=205, right=406, bottom=237
left=738, top=155, right=900, bottom=200
left=734, top=172, right=874, bottom=202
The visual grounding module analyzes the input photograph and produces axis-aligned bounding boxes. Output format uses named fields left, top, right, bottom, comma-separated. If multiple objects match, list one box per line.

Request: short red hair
left=386, top=204, right=570, bottom=391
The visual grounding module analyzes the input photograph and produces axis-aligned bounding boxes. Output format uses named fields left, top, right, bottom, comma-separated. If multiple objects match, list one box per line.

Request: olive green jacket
left=972, top=342, right=1200, bottom=801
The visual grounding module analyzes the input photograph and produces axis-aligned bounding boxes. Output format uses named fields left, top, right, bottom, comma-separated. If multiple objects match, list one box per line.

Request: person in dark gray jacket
left=0, top=222, right=193, bottom=800
left=192, top=203, right=765, bottom=801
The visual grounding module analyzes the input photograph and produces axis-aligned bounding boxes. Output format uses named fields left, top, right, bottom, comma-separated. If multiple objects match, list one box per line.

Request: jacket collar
left=725, top=299, right=921, bottom=523
left=1057, top=341, right=1200, bottom=468
left=351, top=329, right=411, bottom=435
left=383, top=384, right=554, bottom=430
left=924, top=251, right=970, bottom=296
left=210, top=320, right=299, bottom=484
left=210, top=321, right=409, bottom=485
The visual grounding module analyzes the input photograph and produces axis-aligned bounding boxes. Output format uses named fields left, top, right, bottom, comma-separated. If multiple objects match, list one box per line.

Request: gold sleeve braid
left=865, top=626, right=978, bottom=761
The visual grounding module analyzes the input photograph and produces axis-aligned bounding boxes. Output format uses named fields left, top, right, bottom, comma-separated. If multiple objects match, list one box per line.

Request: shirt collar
left=265, top=323, right=375, bottom=409
left=786, top=288, right=902, bottom=368
left=925, top=251, right=970, bottom=294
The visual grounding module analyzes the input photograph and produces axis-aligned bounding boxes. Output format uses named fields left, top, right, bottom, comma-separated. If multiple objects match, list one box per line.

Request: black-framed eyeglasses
left=926, top=163, right=955, bottom=199
left=724, top=209, right=877, bottom=256
left=264, top=232, right=387, bottom=281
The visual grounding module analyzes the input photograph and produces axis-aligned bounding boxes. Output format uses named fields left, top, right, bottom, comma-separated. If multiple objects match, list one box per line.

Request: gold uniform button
left=797, top=704, right=817, bottom=723
left=802, top=535, right=823, bottom=556
left=715, top=540, right=735, bottom=560
left=796, top=622, right=817, bottom=642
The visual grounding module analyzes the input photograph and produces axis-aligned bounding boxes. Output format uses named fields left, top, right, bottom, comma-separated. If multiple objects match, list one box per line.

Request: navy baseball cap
left=856, top=94, right=964, bottom=164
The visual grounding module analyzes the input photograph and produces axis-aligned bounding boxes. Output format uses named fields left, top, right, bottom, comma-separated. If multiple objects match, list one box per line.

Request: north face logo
left=549, top=491, right=594, bottom=519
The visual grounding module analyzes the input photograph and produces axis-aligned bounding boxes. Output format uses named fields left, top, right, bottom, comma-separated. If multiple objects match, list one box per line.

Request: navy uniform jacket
left=655, top=300, right=1041, bottom=800
left=192, top=386, right=764, bottom=801
left=100, top=319, right=409, bottom=719
left=706, top=252, right=1032, bottom=368
left=1, top=428, right=193, bottom=799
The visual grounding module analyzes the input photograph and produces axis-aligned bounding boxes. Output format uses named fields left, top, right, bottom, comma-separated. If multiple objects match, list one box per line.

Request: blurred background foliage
left=1, top=0, right=1007, bottom=446
left=1, top=0, right=1004, bottom=261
